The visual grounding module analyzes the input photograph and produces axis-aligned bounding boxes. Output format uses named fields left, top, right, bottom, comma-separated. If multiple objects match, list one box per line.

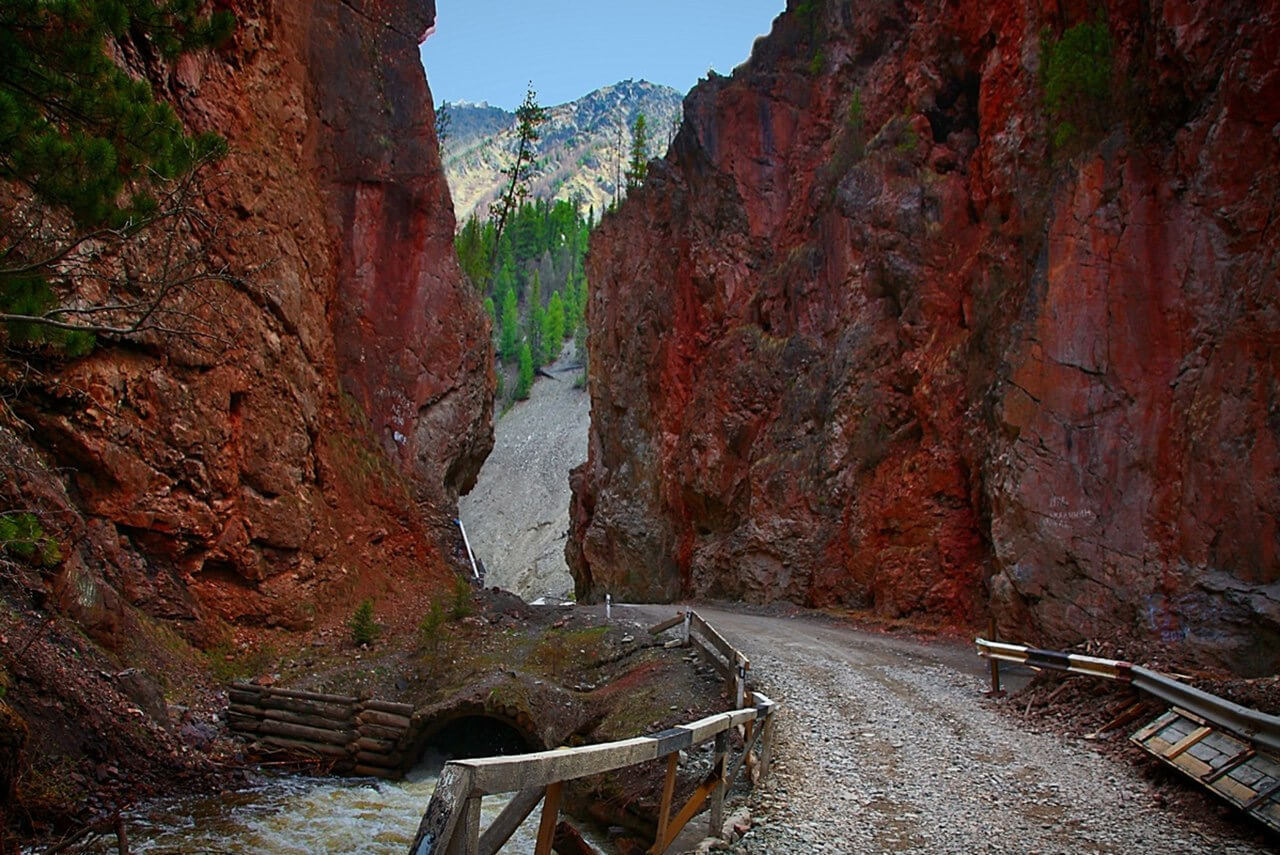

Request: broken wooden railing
left=976, top=637, right=1280, bottom=833
left=227, top=683, right=416, bottom=778
left=409, top=610, right=777, bottom=855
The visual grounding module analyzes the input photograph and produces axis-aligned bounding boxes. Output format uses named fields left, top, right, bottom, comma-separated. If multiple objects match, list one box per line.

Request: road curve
left=616, top=603, right=1269, bottom=854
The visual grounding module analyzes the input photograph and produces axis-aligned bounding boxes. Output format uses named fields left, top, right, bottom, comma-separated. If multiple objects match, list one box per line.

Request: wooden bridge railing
left=408, top=610, right=778, bottom=855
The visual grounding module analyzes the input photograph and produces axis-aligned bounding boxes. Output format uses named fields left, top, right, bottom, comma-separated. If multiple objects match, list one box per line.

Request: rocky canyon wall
left=569, top=0, right=1279, bottom=673
left=1, top=0, right=492, bottom=643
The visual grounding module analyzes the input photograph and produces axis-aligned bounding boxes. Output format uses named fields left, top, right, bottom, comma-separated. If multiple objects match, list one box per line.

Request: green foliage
left=808, top=48, right=826, bottom=75
left=847, top=89, right=865, bottom=132
left=449, top=577, right=474, bottom=620
left=542, top=291, right=564, bottom=363
left=528, top=273, right=544, bottom=365
left=349, top=598, right=379, bottom=645
left=515, top=340, right=533, bottom=400
left=895, top=124, right=920, bottom=155
left=0, top=512, right=61, bottom=567
left=205, top=640, right=277, bottom=683
left=499, top=286, right=519, bottom=362
left=0, top=0, right=232, bottom=350
left=417, top=599, right=447, bottom=656
left=1041, top=19, right=1113, bottom=148
left=624, top=114, right=649, bottom=191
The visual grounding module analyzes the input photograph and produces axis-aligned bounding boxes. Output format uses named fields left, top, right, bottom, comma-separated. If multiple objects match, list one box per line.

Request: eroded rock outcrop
left=570, top=0, right=1279, bottom=672
left=2, top=0, right=492, bottom=639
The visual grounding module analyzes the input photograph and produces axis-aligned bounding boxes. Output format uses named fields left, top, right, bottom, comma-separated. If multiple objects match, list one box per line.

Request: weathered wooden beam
left=356, top=750, right=404, bottom=767
left=409, top=764, right=474, bottom=855
left=262, top=708, right=352, bottom=731
left=258, top=686, right=359, bottom=705
left=354, top=735, right=398, bottom=754
left=445, top=795, right=481, bottom=855
left=552, top=820, right=600, bottom=855
left=709, top=731, right=728, bottom=836
left=364, top=698, right=415, bottom=716
left=650, top=778, right=716, bottom=854
left=647, top=613, right=686, bottom=636
left=358, top=721, right=408, bottom=741
left=726, top=719, right=767, bottom=788
left=358, top=709, right=412, bottom=730
left=534, top=781, right=563, bottom=855
left=478, top=787, right=544, bottom=855
left=257, top=719, right=354, bottom=746
left=757, top=713, right=776, bottom=784
left=689, top=634, right=732, bottom=677
left=258, top=695, right=356, bottom=720
left=653, top=753, right=678, bottom=851
left=689, top=612, right=739, bottom=667
left=257, top=735, right=350, bottom=759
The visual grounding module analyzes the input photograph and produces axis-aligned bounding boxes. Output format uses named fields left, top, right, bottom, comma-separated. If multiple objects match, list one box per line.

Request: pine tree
left=489, top=83, right=548, bottom=263
left=528, top=272, right=544, bottom=366
left=1, top=0, right=234, bottom=349
left=625, top=114, right=650, bottom=191
left=499, top=286, right=519, bottom=362
left=515, top=341, right=534, bottom=400
left=543, top=292, right=565, bottom=363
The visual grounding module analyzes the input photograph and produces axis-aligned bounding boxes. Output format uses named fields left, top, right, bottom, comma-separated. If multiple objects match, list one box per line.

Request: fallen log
left=353, top=735, right=397, bottom=754
left=553, top=819, right=600, bottom=855
left=353, top=764, right=398, bottom=778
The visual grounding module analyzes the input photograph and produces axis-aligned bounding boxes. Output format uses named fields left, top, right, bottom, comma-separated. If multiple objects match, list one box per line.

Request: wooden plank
left=409, top=764, right=474, bottom=855
left=648, top=613, right=686, bottom=635
left=689, top=633, right=731, bottom=677
left=689, top=612, right=738, bottom=665
left=364, top=698, right=415, bottom=716
left=257, top=719, right=354, bottom=746
left=534, top=781, right=563, bottom=855
left=709, top=731, right=728, bottom=836
left=651, top=778, right=716, bottom=854
left=1165, top=725, right=1213, bottom=760
left=479, top=787, right=544, bottom=855
left=757, top=713, right=776, bottom=784
left=653, top=753, right=678, bottom=850
left=464, top=736, right=663, bottom=795
left=445, top=795, right=481, bottom=855
left=726, top=719, right=767, bottom=787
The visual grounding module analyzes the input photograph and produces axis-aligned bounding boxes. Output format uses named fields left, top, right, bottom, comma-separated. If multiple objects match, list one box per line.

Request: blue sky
left=420, top=1, right=788, bottom=110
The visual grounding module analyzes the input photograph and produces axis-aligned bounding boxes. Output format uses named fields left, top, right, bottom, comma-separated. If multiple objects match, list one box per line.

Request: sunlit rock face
left=2, top=0, right=493, bottom=639
left=569, top=0, right=1280, bottom=673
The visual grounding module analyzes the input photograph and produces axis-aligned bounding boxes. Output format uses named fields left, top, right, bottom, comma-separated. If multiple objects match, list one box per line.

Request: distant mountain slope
left=442, top=80, right=684, bottom=222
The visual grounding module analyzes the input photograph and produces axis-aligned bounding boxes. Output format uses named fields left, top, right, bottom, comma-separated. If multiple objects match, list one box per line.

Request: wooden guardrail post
left=709, top=730, right=728, bottom=835
left=654, top=753, right=678, bottom=848
left=446, top=796, right=481, bottom=855
left=534, top=781, right=563, bottom=855
left=757, top=712, right=776, bottom=784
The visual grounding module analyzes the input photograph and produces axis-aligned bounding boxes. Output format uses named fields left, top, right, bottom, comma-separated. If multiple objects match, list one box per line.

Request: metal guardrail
left=408, top=611, right=777, bottom=855
left=975, top=638, right=1280, bottom=753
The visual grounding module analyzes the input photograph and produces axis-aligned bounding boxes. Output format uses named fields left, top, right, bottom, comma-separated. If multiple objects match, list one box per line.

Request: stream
left=74, top=756, right=605, bottom=854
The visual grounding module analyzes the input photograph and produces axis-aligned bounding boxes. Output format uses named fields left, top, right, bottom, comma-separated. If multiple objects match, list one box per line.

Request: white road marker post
left=606, top=593, right=612, bottom=620
left=455, top=518, right=479, bottom=580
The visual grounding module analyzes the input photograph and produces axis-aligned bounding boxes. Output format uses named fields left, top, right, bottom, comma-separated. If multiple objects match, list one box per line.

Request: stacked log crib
left=227, top=683, right=416, bottom=777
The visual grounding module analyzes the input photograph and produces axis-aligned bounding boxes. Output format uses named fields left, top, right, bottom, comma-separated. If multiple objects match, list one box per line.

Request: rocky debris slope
left=443, top=80, right=683, bottom=222
left=648, top=606, right=1272, bottom=854
left=460, top=347, right=589, bottom=601
left=569, top=0, right=1280, bottom=673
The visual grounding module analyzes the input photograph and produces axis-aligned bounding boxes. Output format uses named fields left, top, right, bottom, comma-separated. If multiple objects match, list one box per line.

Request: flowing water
left=76, top=757, right=602, bottom=854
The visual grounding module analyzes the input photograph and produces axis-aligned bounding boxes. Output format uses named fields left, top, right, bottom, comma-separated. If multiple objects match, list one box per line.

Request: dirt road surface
left=613, top=603, right=1272, bottom=854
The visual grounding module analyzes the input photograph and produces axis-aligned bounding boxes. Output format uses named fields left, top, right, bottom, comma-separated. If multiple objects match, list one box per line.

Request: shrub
left=349, top=598, right=379, bottom=645
left=1041, top=19, right=1113, bottom=148
left=0, top=513, right=61, bottom=567
left=450, top=577, right=474, bottom=621
left=418, top=600, right=447, bottom=656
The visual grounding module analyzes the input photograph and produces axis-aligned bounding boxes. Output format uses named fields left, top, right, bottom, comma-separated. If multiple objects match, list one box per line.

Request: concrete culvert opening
left=417, top=714, right=539, bottom=762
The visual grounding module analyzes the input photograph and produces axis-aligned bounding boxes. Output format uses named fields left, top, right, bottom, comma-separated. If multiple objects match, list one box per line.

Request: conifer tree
left=515, top=341, right=534, bottom=400
left=489, top=83, right=548, bottom=265
left=543, top=291, right=565, bottom=362
left=1, top=0, right=234, bottom=348
left=499, top=286, right=519, bottom=362
left=528, top=272, right=544, bottom=365
left=625, top=114, right=650, bottom=191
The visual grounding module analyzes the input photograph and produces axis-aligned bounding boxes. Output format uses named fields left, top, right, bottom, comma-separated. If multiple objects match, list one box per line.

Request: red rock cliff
left=1, top=0, right=492, bottom=640
left=569, top=0, right=1279, bottom=673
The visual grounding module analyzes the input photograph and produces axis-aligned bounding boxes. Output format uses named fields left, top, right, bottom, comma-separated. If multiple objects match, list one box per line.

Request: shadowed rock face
left=569, top=0, right=1280, bottom=673
left=1, top=0, right=493, bottom=638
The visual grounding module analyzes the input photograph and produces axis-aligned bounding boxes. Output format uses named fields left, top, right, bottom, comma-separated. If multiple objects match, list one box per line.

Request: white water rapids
left=79, top=758, right=606, bottom=854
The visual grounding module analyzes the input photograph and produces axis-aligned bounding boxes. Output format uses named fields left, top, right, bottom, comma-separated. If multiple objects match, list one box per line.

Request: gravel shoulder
left=459, top=345, right=589, bottom=602
left=616, top=603, right=1274, bottom=854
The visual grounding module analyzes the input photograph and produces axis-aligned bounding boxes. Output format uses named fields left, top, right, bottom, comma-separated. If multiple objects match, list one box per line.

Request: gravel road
left=616, top=604, right=1272, bottom=854
left=459, top=345, right=589, bottom=601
